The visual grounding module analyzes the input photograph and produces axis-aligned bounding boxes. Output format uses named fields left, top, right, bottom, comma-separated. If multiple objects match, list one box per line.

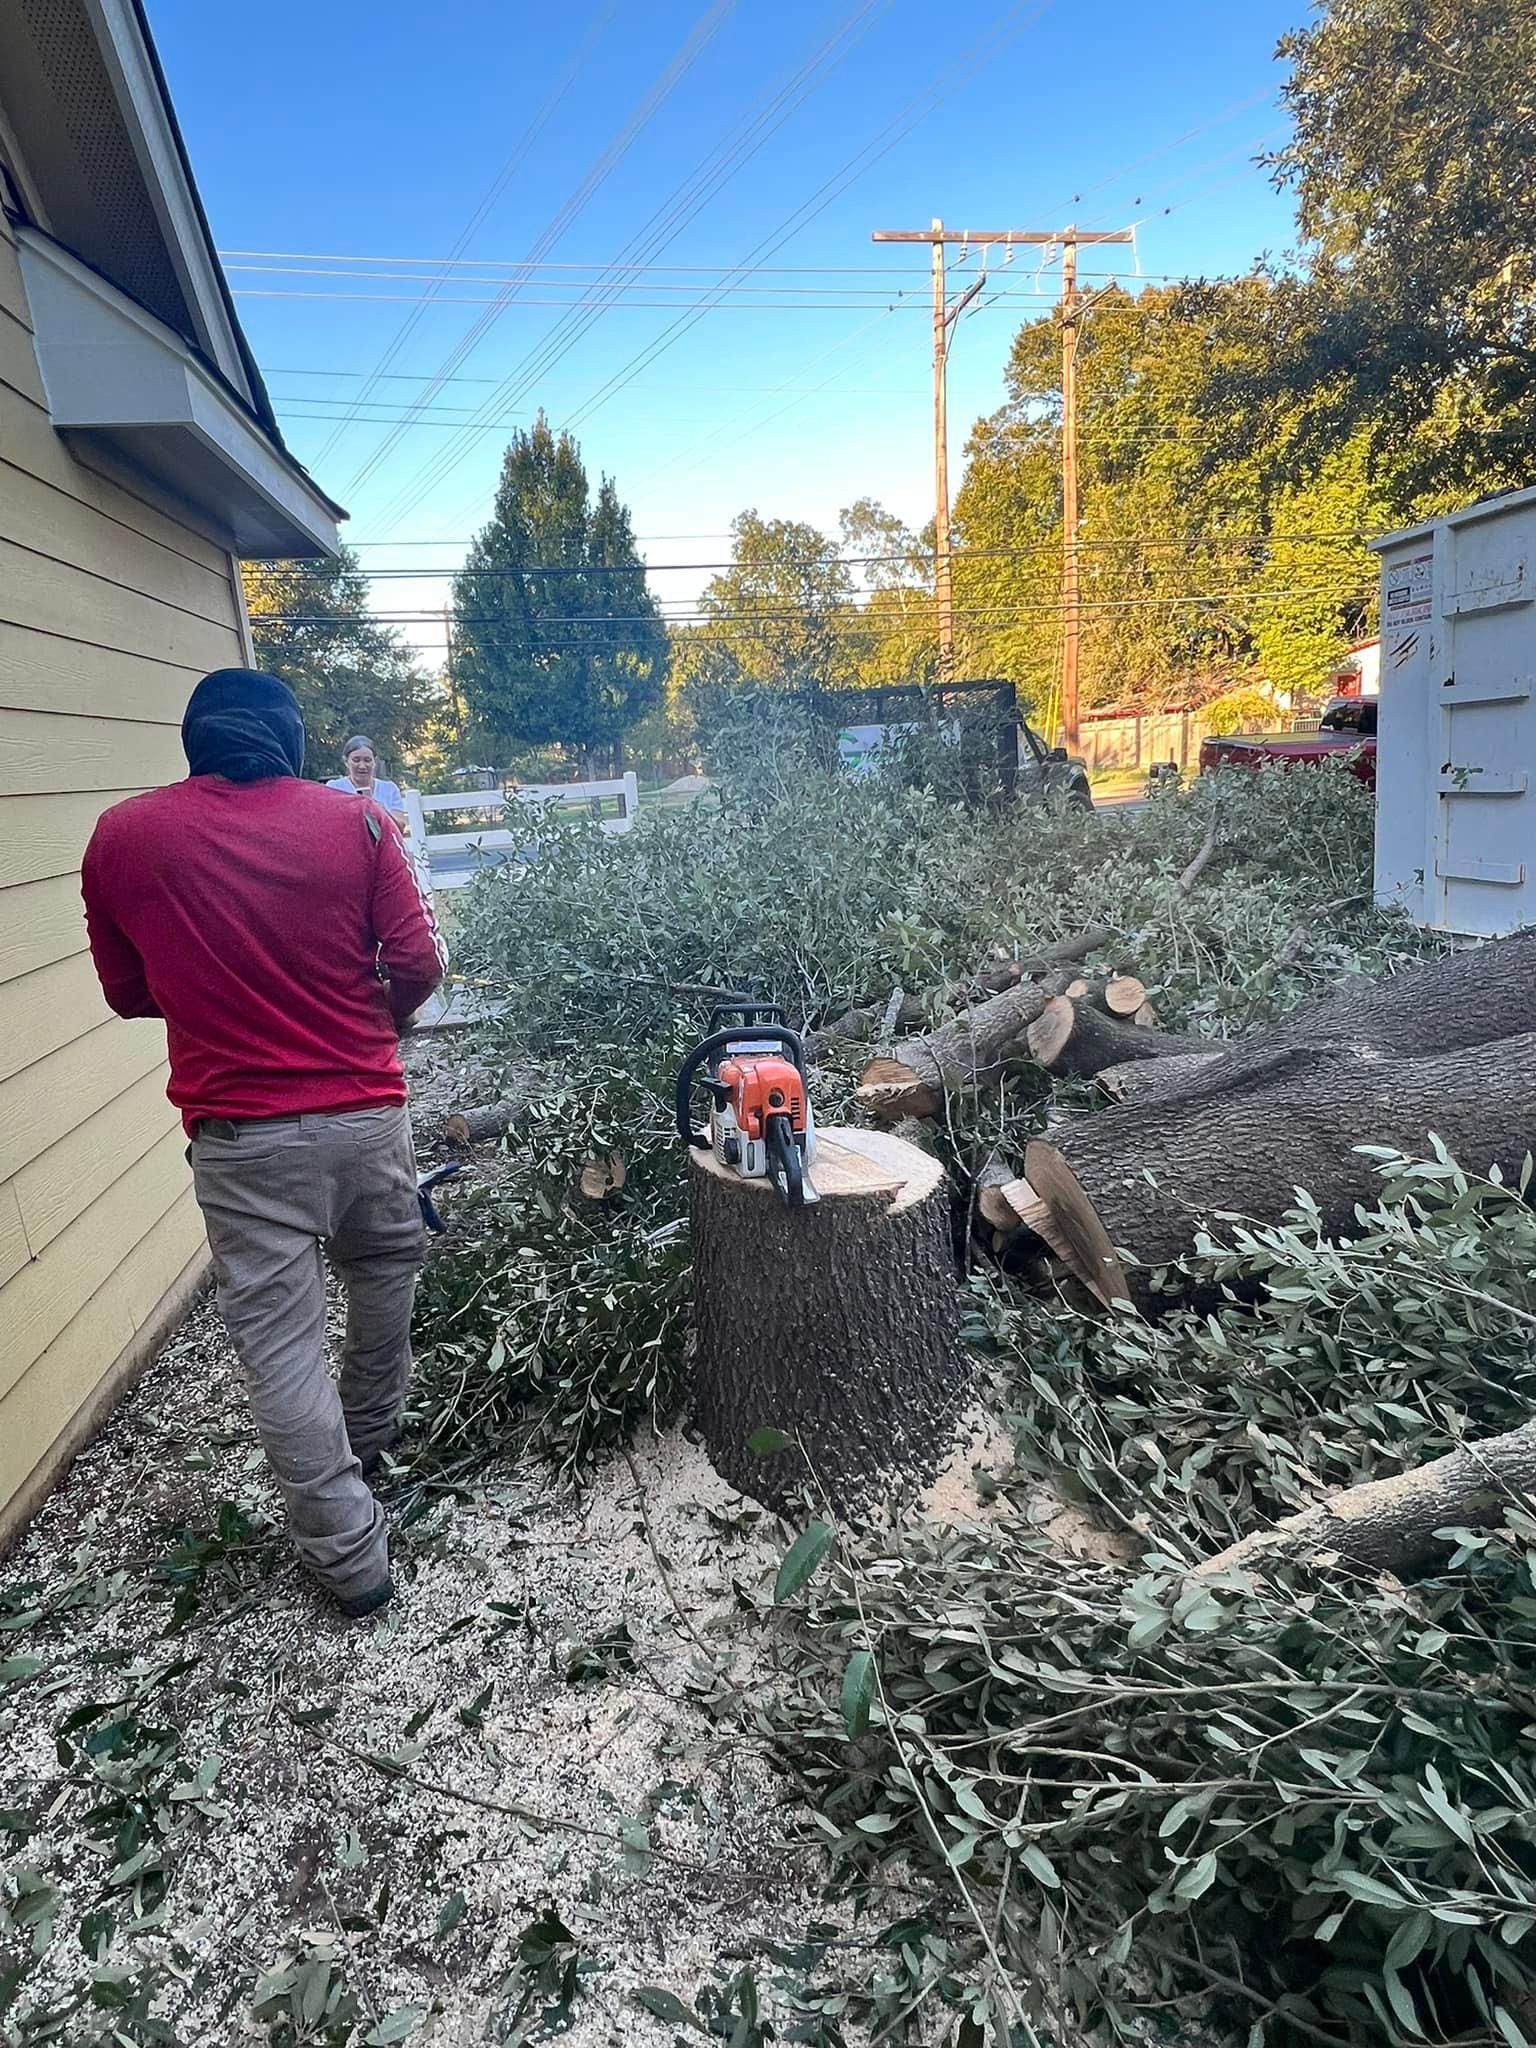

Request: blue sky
left=150, top=0, right=1305, bottom=662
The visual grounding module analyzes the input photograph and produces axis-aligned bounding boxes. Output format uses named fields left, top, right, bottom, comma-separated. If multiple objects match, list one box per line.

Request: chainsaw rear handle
left=675, top=1024, right=809, bottom=1148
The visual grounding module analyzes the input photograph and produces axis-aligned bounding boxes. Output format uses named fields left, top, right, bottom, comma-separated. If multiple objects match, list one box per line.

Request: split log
left=1199, top=1417, right=1536, bottom=1581
left=1025, top=1031, right=1536, bottom=1310
left=689, top=1127, right=972, bottom=1516
left=1027, top=995, right=1211, bottom=1081
left=856, top=976, right=1060, bottom=1120
left=974, top=1151, right=1022, bottom=1232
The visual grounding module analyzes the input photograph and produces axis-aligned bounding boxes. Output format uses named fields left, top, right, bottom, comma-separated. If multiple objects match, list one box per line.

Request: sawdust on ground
left=0, top=1292, right=880, bottom=2045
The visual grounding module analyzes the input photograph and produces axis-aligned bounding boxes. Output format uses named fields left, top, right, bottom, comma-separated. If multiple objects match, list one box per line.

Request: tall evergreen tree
left=451, top=418, right=666, bottom=769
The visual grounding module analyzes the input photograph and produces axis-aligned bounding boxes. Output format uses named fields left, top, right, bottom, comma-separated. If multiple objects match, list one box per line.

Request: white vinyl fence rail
left=402, top=774, right=640, bottom=892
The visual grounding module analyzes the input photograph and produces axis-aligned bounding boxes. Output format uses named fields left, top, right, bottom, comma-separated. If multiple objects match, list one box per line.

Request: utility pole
left=872, top=223, right=1132, bottom=726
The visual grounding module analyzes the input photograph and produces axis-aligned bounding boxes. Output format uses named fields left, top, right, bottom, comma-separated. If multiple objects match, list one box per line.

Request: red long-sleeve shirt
left=81, top=777, right=447, bottom=1132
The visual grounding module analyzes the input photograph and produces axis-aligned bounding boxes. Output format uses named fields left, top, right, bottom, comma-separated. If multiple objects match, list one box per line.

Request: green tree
left=451, top=416, right=666, bottom=769
left=694, top=510, right=855, bottom=690
left=1249, top=0, right=1536, bottom=491
left=243, top=547, right=433, bottom=778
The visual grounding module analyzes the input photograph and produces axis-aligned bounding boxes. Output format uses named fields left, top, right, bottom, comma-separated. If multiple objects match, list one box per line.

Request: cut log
left=1026, top=1031, right=1536, bottom=1310
left=442, top=1102, right=518, bottom=1145
left=1027, top=995, right=1211, bottom=1081
left=856, top=976, right=1059, bottom=1120
left=1199, top=1417, right=1536, bottom=1580
left=689, top=1127, right=972, bottom=1516
left=1103, top=973, right=1147, bottom=1018
left=1132, top=1000, right=1159, bottom=1029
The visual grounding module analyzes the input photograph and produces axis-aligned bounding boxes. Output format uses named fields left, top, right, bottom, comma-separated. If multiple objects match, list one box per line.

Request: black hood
left=182, top=668, right=305, bottom=782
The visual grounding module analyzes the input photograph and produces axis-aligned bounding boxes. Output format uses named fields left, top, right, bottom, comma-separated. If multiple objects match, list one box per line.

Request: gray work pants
left=189, top=1105, right=424, bottom=1601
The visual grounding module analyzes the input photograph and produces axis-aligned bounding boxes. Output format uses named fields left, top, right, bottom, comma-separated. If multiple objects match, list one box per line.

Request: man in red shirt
left=82, top=668, right=446, bottom=1618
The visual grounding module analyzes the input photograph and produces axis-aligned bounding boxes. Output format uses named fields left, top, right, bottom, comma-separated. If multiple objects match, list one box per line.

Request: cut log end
left=1104, top=973, right=1147, bottom=1018
left=1022, top=1139, right=1133, bottom=1307
left=1027, top=994, right=1076, bottom=1070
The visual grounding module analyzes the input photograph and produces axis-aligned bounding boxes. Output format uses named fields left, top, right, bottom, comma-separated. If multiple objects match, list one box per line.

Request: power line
left=365, top=0, right=890, bottom=529
left=308, top=0, right=618, bottom=468
left=382, top=0, right=1056, bottom=534
left=555, top=0, right=1060, bottom=445
left=341, top=0, right=740, bottom=498
left=252, top=533, right=1388, bottom=573
left=259, top=582, right=1375, bottom=628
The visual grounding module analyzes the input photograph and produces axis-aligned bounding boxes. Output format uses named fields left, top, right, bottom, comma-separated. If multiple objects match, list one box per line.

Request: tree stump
left=689, top=1126, right=972, bottom=1517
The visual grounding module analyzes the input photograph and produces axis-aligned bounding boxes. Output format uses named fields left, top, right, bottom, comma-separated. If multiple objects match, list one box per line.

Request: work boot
left=335, top=1578, right=394, bottom=1620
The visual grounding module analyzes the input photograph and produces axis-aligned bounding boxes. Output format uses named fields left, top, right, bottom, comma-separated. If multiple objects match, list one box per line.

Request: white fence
left=402, top=773, right=640, bottom=893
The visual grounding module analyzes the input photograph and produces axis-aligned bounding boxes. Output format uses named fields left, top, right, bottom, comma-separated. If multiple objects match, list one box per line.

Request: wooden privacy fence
left=402, top=773, right=640, bottom=893
left=1076, top=708, right=1210, bottom=774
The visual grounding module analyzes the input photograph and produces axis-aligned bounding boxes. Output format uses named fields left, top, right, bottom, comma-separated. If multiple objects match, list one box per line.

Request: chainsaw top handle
left=675, top=1023, right=808, bottom=1148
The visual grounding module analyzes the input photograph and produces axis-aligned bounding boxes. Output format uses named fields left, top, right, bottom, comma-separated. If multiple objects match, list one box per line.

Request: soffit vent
left=12, top=0, right=192, bottom=337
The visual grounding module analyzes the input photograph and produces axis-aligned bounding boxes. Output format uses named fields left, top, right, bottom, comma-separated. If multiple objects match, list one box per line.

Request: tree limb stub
left=1199, top=1417, right=1536, bottom=1580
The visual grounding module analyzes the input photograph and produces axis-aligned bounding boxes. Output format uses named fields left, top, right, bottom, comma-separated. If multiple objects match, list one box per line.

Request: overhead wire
left=367, top=0, right=897, bottom=532
left=551, top=0, right=1060, bottom=446
left=341, top=0, right=741, bottom=498
left=307, top=0, right=618, bottom=468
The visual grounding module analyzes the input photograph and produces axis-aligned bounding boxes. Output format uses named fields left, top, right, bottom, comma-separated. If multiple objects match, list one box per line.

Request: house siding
left=0, top=201, right=236, bottom=1541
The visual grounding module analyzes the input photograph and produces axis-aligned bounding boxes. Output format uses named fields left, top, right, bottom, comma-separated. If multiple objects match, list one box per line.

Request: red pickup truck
left=1199, top=698, right=1377, bottom=788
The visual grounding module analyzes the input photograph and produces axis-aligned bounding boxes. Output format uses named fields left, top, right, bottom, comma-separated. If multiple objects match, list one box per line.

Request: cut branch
left=1199, top=1417, right=1536, bottom=1580
left=856, top=976, right=1063, bottom=1120
left=1027, top=995, right=1211, bottom=1081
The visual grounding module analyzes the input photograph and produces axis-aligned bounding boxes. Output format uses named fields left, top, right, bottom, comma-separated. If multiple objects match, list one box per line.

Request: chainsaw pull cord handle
left=675, top=1025, right=809, bottom=1149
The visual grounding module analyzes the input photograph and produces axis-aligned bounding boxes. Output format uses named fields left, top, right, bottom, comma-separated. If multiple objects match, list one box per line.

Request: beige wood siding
left=0, top=201, right=242, bottom=1535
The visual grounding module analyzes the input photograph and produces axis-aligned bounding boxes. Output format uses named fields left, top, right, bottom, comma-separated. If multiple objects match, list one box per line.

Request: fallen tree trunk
left=1260, top=928, right=1536, bottom=1059
left=1025, top=1031, right=1536, bottom=1309
left=857, top=975, right=1062, bottom=1120
left=689, top=1127, right=972, bottom=1516
left=1091, top=929, right=1536, bottom=1113
left=1027, top=995, right=1211, bottom=1081
left=1199, top=1417, right=1536, bottom=1580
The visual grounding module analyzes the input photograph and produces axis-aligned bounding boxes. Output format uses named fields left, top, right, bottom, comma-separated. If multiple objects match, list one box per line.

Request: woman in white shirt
left=327, top=736, right=406, bottom=824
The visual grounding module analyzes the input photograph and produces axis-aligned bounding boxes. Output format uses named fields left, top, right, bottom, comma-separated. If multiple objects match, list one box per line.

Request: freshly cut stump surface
left=689, top=1126, right=971, bottom=1517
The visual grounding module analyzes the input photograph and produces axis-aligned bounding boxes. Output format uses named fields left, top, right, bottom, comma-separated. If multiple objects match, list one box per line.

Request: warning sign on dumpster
left=1385, top=550, right=1433, bottom=627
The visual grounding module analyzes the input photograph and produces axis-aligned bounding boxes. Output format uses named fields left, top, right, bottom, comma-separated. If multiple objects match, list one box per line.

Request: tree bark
left=1025, top=1031, right=1536, bottom=1309
left=1199, top=1417, right=1536, bottom=1580
left=1027, top=995, right=1211, bottom=1081
left=442, top=1102, right=519, bottom=1144
left=856, top=975, right=1062, bottom=1119
left=1093, top=931, right=1536, bottom=1114
left=1259, top=929, right=1536, bottom=1060
left=689, top=1127, right=972, bottom=1516
left=1096, top=1049, right=1225, bottom=1101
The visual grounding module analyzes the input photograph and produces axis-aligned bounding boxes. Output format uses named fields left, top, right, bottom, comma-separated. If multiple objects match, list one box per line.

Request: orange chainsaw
left=676, top=1000, right=818, bottom=1208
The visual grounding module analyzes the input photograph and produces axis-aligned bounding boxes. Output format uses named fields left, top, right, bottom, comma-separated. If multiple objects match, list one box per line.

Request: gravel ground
left=0, top=1123, right=892, bottom=2044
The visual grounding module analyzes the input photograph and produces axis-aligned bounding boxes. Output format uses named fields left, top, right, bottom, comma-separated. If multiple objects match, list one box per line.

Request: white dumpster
left=1371, top=489, right=1536, bottom=936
